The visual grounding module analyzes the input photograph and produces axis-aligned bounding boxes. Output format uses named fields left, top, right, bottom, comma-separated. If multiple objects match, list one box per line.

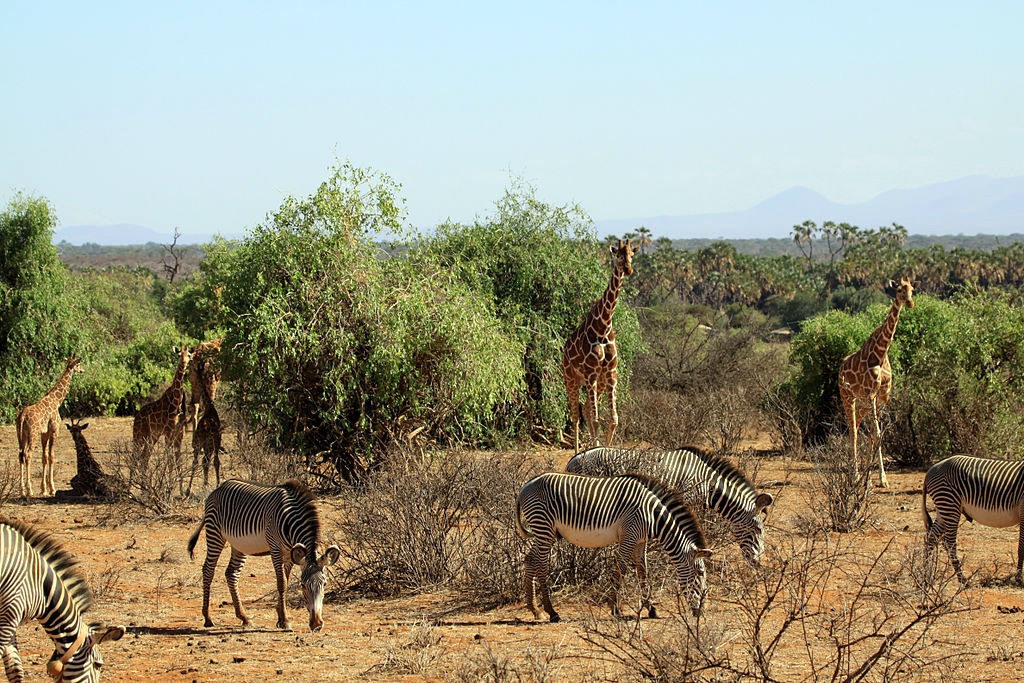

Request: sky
left=2, top=1, right=1023, bottom=238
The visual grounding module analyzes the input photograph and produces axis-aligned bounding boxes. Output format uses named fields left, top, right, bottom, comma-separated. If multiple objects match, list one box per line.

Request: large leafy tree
left=0, top=193, right=88, bottom=421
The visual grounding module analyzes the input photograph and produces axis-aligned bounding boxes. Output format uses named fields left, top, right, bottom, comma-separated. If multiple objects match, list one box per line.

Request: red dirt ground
left=2, top=417, right=1023, bottom=682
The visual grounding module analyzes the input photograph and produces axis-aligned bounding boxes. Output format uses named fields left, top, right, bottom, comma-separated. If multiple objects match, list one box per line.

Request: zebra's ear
left=93, top=625, right=125, bottom=644
left=755, top=493, right=774, bottom=511
left=693, top=548, right=713, bottom=561
left=319, top=545, right=341, bottom=568
left=291, top=544, right=307, bottom=565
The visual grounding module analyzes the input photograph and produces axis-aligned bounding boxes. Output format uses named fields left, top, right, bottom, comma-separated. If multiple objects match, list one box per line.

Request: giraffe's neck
left=586, top=267, right=625, bottom=338
left=866, top=299, right=903, bottom=361
left=164, top=360, right=189, bottom=407
left=42, top=367, right=76, bottom=408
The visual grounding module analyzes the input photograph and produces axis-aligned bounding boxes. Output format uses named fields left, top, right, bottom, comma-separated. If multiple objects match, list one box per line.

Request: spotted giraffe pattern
left=185, top=338, right=223, bottom=433
left=562, top=240, right=634, bottom=452
left=133, top=346, right=193, bottom=463
left=65, top=420, right=113, bottom=499
left=188, top=359, right=223, bottom=495
left=838, top=277, right=917, bottom=488
left=15, top=356, right=84, bottom=498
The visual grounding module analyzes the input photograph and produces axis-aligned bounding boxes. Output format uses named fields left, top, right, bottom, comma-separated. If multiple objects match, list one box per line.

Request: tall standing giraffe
left=838, top=277, right=917, bottom=488
left=15, top=356, right=84, bottom=498
left=133, top=345, right=194, bottom=463
left=563, top=239, right=635, bottom=452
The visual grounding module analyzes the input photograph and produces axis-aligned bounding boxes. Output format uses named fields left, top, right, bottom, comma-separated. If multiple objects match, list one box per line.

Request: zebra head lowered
left=47, top=623, right=125, bottom=683
left=290, top=543, right=341, bottom=632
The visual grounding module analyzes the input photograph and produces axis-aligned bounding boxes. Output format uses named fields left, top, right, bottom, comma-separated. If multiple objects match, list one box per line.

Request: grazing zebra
left=566, top=446, right=774, bottom=564
left=922, top=455, right=1024, bottom=584
left=0, top=516, right=125, bottom=682
left=187, top=479, right=340, bottom=632
left=516, top=472, right=712, bottom=622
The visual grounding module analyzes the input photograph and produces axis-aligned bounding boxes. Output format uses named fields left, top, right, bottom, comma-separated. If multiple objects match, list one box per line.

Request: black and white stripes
left=0, top=517, right=124, bottom=682
left=566, top=447, right=774, bottom=563
left=187, top=479, right=340, bottom=632
left=516, top=472, right=712, bottom=621
left=922, top=455, right=1024, bottom=583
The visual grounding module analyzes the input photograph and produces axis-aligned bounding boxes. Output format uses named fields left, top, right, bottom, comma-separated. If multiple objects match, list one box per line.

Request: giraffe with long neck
left=563, top=239, right=635, bottom=452
left=133, top=346, right=193, bottom=464
left=15, top=356, right=84, bottom=498
left=839, top=277, right=917, bottom=488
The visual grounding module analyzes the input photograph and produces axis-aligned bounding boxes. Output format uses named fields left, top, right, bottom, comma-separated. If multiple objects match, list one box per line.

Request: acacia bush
left=180, top=164, right=525, bottom=480
left=419, top=182, right=642, bottom=441
left=785, top=291, right=1024, bottom=464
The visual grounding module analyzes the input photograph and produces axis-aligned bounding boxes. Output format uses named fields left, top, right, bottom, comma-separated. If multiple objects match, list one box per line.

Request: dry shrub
left=0, top=461, right=18, bottom=505
left=621, top=388, right=709, bottom=448
left=452, top=640, right=565, bottom=683
left=799, top=433, right=873, bottom=533
left=365, top=620, right=445, bottom=677
left=107, top=438, right=192, bottom=516
left=232, top=437, right=305, bottom=485
left=337, top=448, right=550, bottom=604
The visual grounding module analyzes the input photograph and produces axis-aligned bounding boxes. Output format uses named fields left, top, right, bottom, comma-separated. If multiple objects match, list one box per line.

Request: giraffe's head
left=887, top=277, right=918, bottom=308
left=609, top=239, right=635, bottom=277
left=66, top=356, right=84, bottom=375
left=175, top=345, right=194, bottom=370
left=65, top=420, right=89, bottom=437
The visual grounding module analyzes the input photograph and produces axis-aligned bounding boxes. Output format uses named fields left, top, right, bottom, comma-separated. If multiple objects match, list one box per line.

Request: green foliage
left=0, top=193, right=89, bottom=421
left=785, top=292, right=1024, bottom=463
left=196, top=163, right=524, bottom=480
left=419, top=181, right=642, bottom=436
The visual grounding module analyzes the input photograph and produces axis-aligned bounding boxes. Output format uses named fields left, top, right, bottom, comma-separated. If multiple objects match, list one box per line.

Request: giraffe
left=838, top=277, right=917, bottom=488
left=188, top=359, right=223, bottom=495
left=562, top=239, right=635, bottom=453
left=15, top=356, right=84, bottom=498
left=185, top=338, right=223, bottom=433
left=64, top=419, right=113, bottom=498
left=133, top=345, right=194, bottom=465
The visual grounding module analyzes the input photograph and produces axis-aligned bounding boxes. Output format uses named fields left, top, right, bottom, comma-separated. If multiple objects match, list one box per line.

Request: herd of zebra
left=5, top=439, right=1024, bottom=680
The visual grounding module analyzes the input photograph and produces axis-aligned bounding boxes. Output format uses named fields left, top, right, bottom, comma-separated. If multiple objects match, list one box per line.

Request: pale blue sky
left=2, top=1, right=1022, bottom=237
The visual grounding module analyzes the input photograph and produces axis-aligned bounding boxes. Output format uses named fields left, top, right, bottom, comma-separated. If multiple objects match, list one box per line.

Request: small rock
left=276, top=670, right=284, bottom=675
left=233, top=656, right=246, bottom=663
left=209, top=659, right=218, bottom=664
left=73, top=518, right=83, bottom=524
left=474, top=633, right=483, bottom=640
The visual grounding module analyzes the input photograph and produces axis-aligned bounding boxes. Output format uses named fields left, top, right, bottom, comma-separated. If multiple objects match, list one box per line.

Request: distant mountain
left=53, top=224, right=230, bottom=246
left=595, top=175, right=1024, bottom=240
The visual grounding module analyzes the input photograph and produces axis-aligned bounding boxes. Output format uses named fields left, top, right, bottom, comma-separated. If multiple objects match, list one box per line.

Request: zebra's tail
left=514, top=495, right=531, bottom=540
left=921, top=486, right=932, bottom=532
left=187, top=518, right=205, bottom=560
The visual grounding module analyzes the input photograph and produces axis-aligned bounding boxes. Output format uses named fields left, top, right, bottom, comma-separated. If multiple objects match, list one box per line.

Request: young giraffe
left=15, top=356, right=84, bottom=498
left=133, top=345, right=194, bottom=464
left=838, top=277, right=917, bottom=488
left=562, top=239, right=635, bottom=452
left=188, top=360, right=223, bottom=495
left=185, top=338, right=223, bottom=433
left=64, top=419, right=113, bottom=498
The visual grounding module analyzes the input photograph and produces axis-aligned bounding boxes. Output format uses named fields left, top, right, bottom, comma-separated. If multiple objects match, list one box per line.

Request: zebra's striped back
left=0, top=517, right=124, bottom=682
left=517, top=472, right=711, bottom=608
left=566, top=447, right=773, bottom=563
left=924, top=456, right=1024, bottom=526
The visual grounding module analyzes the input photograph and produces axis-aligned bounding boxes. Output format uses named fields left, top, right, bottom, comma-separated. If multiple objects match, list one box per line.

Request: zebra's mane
left=0, top=515, right=92, bottom=613
left=281, top=479, right=321, bottom=542
left=682, top=446, right=755, bottom=493
left=619, top=473, right=707, bottom=549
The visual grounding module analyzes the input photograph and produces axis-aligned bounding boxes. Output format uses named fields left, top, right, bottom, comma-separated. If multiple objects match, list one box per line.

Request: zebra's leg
left=1, top=631, right=23, bottom=683
left=525, top=538, right=558, bottom=622
left=1016, top=508, right=1024, bottom=586
left=225, top=548, right=250, bottom=626
left=201, top=531, right=226, bottom=627
left=935, top=514, right=967, bottom=584
left=272, top=548, right=291, bottom=630
left=633, top=540, right=655, bottom=618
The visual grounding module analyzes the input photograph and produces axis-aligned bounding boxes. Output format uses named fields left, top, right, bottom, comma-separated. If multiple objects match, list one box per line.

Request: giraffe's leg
left=18, top=427, right=32, bottom=499
left=201, top=531, right=226, bottom=627
left=843, top=395, right=860, bottom=479
left=602, top=370, right=619, bottom=447
left=40, top=431, right=52, bottom=496
left=870, top=397, right=888, bottom=488
left=212, top=450, right=221, bottom=487
left=583, top=382, right=601, bottom=447
left=524, top=537, right=557, bottom=622
left=225, top=548, right=250, bottom=626
left=565, top=378, right=581, bottom=453
left=271, top=547, right=291, bottom=630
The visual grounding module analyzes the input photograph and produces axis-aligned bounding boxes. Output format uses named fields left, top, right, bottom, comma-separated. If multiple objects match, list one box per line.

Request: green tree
left=0, top=193, right=89, bottom=421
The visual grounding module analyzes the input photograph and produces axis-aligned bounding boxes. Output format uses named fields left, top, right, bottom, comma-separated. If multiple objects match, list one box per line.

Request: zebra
left=922, top=455, right=1024, bottom=584
left=566, top=446, right=774, bottom=564
left=516, top=472, right=712, bottom=622
left=187, top=479, right=341, bottom=632
left=0, top=516, right=125, bottom=682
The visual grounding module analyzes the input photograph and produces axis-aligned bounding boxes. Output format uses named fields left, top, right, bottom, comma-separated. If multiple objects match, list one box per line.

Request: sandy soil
left=2, top=417, right=1023, bottom=682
